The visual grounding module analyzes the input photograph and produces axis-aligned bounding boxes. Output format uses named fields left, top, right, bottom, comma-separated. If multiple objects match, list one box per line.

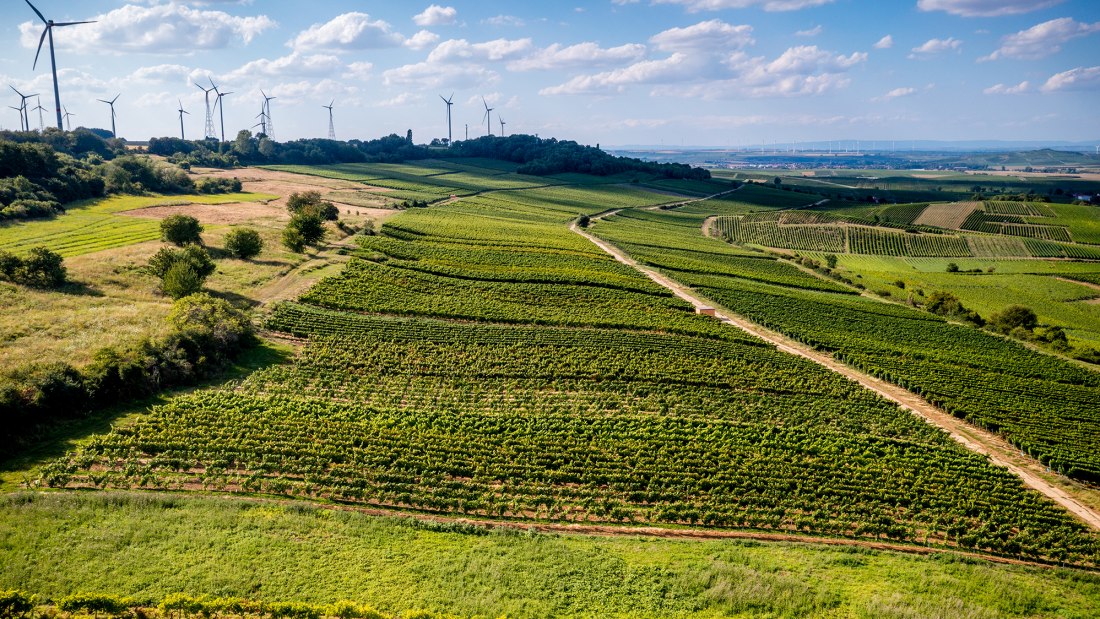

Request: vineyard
left=22, top=164, right=1100, bottom=569
left=591, top=206, right=1100, bottom=486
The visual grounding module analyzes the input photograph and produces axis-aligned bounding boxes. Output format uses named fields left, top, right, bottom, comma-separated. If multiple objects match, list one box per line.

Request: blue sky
left=1, top=0, right=1098, bottom=146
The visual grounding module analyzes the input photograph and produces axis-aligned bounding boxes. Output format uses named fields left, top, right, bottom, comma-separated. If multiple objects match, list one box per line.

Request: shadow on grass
left=56, top=280, right=106, bottom=297
left=0, top=339, right=295, bottom=492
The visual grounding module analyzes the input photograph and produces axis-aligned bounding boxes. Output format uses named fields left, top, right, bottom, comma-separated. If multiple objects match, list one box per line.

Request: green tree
left=991, top=305, right=1038, bottom=333
left=161, top=262, right=204, bottom=299
left=161, top=214, right=204, bottom=246
left=147, top=245, right=215, bottom=279
left=283, top=213, right=326, bottom=252
left=225, top=227, right=264, bottom=259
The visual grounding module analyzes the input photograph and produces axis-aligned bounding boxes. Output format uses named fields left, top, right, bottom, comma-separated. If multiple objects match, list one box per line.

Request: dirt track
left=573, top=203, right=1100, bottom=533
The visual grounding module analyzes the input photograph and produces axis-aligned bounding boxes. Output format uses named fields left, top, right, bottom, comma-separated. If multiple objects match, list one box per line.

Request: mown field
left=5, top=162, right=1100, bottom=615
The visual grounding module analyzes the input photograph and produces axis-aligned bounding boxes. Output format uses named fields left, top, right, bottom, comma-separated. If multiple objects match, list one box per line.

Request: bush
left=0, top=247, right=66, bottom=288
left=287, top=191, right=338, bottom=220
left=57, top=593, right=131, bottom=617
left=225, top=227, right=264, bottom=259
left=990, top=305, right=1038, bottom=333
left=0, top=590, right=35, bottom=619
left=195, top=176, right=242, bottom=194
left=161, top=214, right=204, bottom=246
left=924, top=291, right=984, bottom=326
left=945, top=262, right=959, bottom=273
left=148, top=245, right=215, bottom=279
left=161, top=262, right=204, bottom=299
left=283, top=213, right=325, bottom=253
left=168, top=292, right=254, bottom=354
left=577, top=214, right=590, bottom=228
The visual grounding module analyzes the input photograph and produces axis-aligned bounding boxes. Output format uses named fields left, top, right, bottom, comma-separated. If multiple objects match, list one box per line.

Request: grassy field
left=2, top=492, right=1098, bottom=619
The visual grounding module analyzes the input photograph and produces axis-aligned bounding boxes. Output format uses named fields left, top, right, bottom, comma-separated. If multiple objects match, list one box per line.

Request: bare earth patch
left=193, top=167, right=398, bottom=219
left=119, top=202, right=286, bottom=224
left=914, top=201, right=981, bottom=229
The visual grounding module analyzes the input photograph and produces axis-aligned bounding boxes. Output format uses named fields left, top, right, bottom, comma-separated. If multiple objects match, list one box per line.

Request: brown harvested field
left=119, top=201, right=286, bottom=224
left=914, top=201, right=981, bottom=229
left=195, top=167, right=398, bottom=219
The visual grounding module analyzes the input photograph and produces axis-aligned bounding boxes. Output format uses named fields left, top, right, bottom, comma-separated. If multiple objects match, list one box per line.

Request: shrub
left=161, top=214, right=204, bottom=246
left=282, top=227, right=306, bottom=253
left=824, top=254, right=838, bottom=269
left=945, top=262, right=959, bottom=272
left=147, top=245, right=215, bottom=279
left=924, top=291, right=984, bottom=326
left=283, top=213, right=325, bottom=252
left=57, top=593, right=131, bottom=617
left=0, top=590, right=34, bottom=619
left=577, top=214, right=590, bottom=228
left=990, top=305, right=1038, bottom=333
left=0, top=247, right=66, bottom=289
left=287, top=191, right=338, bottom=220
left=161, top=262, right=204, bottom=299
left=225, top=227, right=264, bottom=259
left=168, top=293, right=254, bottom=354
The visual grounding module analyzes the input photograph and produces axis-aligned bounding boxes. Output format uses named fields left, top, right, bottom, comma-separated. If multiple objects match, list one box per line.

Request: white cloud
left=508, top=42, right=647, bottom=71
left=983, top=81, right=1030, bottom=94
left=979, top=18, right=1100, bottom=62
left=427, top=38, right=533, bottom=63
left=796, top=25, right=823, bottom=37
left=222, top=52, right=343, bottom=82
left=18, top=4, right=274, bottom=55
left=917, top=0, right=1063, bottom=17
left=727, top=46, right=867, bottom=97
left=343, top=62, right=374, bottom=80
left=129, top=64, right=193, bottom=83
left=651, top=0, right=834, bottom=12
left=485, top=15, right=526, bottom=27
left=650, top=20, right=755, bottom=52
left=908, top=37, right=962, bottom=58
left=540, top=53, right=699, bottom=95
left=383, top=62, right=499, bottom=89
left=289, top=13, right=404, bottom=52
left=404, top=30, right=441, bottom=51
left=873, top=35, right=893, bottom=49
left=1040, top=66, right=1100, bottom=92
left=876, top=86, right=916, bottom=101
left=376, top=93, right=421, bottom=107
left=413, top=5, right=457, bottom=27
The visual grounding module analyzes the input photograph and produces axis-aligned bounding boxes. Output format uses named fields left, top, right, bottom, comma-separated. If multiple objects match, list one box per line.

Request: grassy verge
left=1, top=492, right=1098, bottom=619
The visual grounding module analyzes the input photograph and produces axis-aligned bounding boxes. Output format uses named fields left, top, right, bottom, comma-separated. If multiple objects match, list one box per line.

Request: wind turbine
left=195, top=82, right=217, bottom=140
left=177, top=99, right=189, bottom=140
left=32, top=96, right=46, bottom=132
left=482, top=98, right=493, bottom=137
left=98, top=94, right=119, bottom=137
left=261, top=90, right=275, bottom=140
left=62, top=106, right=74, bottom=131
left=439, top=93, right=454, bottom=146
left=23, top=1, right=95, bottom=130
left=323, top=100, right=335, bottom=139
left=499, top=117, right=506, bottom=137
left=255, top=109, right=268, bottom=136
left=8, top=106, right=25, bottom=132
left=10, top=86, right=37, bottom=132
left=210, top=80, right=232, bottom=142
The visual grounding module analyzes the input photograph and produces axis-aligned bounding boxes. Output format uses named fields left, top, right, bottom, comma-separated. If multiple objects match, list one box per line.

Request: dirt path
left=573, top=202, right=1100, bottom=533
left=1058, top=276, right=1100, bottom=293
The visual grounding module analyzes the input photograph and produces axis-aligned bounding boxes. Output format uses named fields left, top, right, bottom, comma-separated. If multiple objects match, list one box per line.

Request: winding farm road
left=571, top=203, right=1100, bottom=533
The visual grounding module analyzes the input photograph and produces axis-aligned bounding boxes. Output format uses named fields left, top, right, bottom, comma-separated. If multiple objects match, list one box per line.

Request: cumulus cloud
left=979, top=18, right=1100, bottom=61
left=876, top=86, right=916, bottom=101
left=650, top=0, right=834, bottom=12
left=18, top=3, right=275, bottom=54
left=1040, top=66, right=1100, bottom=92
left=404, top=30, right=441, bottom=51
left=376, top=92, right=421, bottom=107
left=427, top=38, right=533, bottom=63
left=413, top=5, right=457, bottom=27
left=508, top=42, right=647, bottom=71
left=128, top=64, right=193, bottom=83
left=222, top=52, right=343, bottom=82
left=983, top=81, right=1030, bottom=94
left=383, top=62, right=499, bottom=89
left=650, top=20, right=755, bottom=52
left=873, top=35, right=893, bottom=49
left=917, top=0, right=1063, bottom=17
left=908, top=37, right=962, bottom=58
left=289, top=13, right=404, bottom=51
left=541, top=44, right=866, bottom=99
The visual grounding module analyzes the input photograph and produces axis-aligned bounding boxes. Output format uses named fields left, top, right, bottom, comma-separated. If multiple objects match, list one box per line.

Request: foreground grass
left=1, top=492, right=1098, bottom=619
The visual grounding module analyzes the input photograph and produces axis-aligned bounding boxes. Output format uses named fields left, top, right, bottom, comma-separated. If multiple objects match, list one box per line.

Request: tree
left=0, top=247, right=66, bottom=288
left=161, top=262, right=204, bottom=299
left=945, top=262, right=959, bottom=272
left=990, top=305, right=1038, bottom=333
left=286, top=191, right=338, bottom=220
left=161, top=214, right=204, bottom=246
left=282, top=212, right=326, bottom=252
left=168, top=292, right=254, bottom=352
left=225, top=227, right=264, bottom=259
left=824, top=254, right=838, bottom=269
left=147, top=245, right=215, bottom=279
left=406, top=129, right=413, bottom=143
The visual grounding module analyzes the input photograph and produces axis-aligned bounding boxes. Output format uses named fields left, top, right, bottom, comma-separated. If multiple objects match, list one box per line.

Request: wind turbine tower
left=10, top=86, right=36, bottom=132
left=33, top=96, right=46, bottom=132
left=177, top=100, right=189, bottom=140
left=499, top=117, right=506, bottom=137
left=261, top=90, right=275, bottom=139
left=195, top=82, right=217, bottom=140
left=482, top=98, right=493, bottom=137
left=8, top=106, right=25, bottom=132
left=439, top=93, right=454, bottom=146
left=62, top=106, right=74, bottom=131
left=98, top=94, right=119, bottom=138
left=211, top=80, right=233, bottom=142
left=23, top=1, right=95, bottom=130
left=324, top=100, right=335, bottom=139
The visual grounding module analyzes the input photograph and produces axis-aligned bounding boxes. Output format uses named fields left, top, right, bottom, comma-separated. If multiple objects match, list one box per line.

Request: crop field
left=0, top=193, right=276, bottom=257
left=24, top=166, right=1100, bottom=570
left=913, top=201, right=981, bottom=229
left=592, top=207, right=1100, bottom=486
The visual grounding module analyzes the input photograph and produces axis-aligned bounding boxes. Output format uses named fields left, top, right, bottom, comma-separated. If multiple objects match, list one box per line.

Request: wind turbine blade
left=33, top=27, right=48, bottom=70
left=23, top=0, right=46, bottom=24
left=53, top=21, right=97, bottom=27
